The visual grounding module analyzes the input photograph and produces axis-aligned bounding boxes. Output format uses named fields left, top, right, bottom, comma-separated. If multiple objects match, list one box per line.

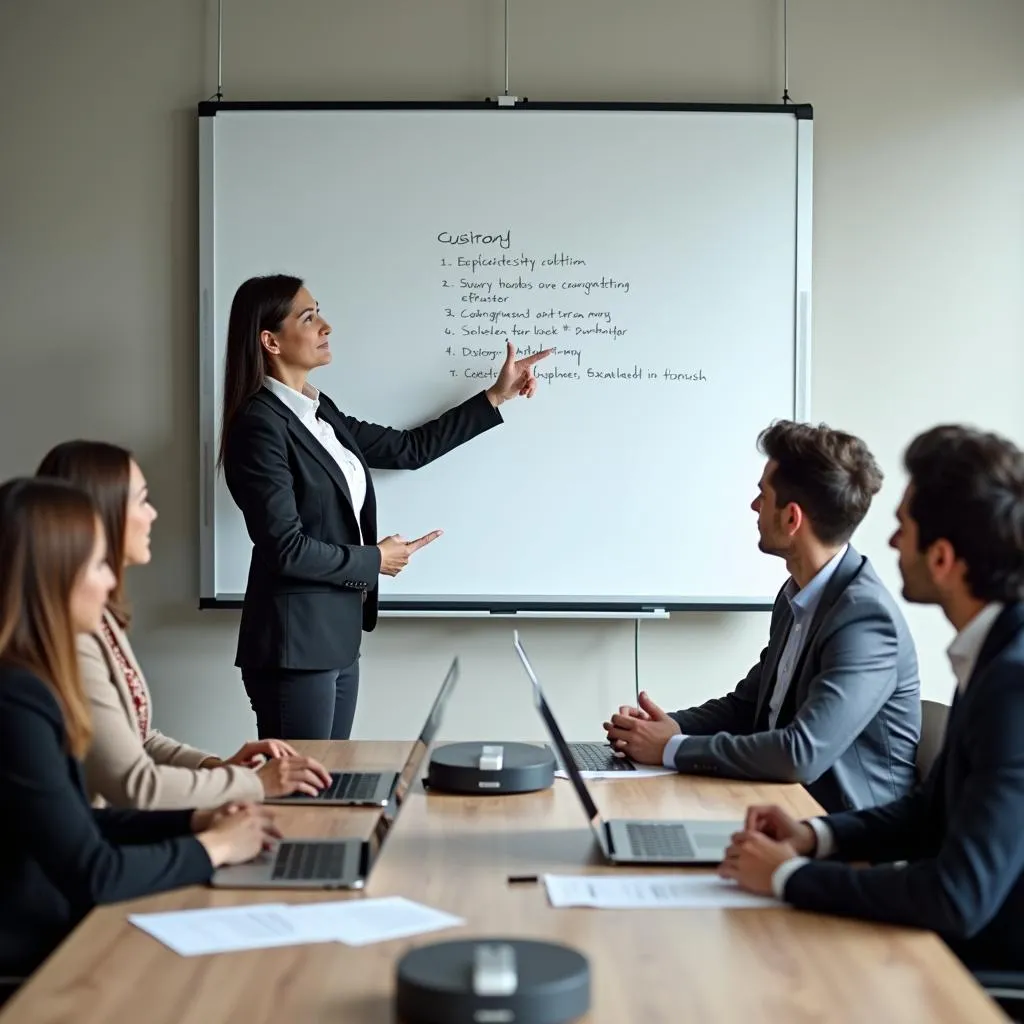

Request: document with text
left=543, top=874, right=782, bottom=910
left=130, top=897, right=463, bottom=956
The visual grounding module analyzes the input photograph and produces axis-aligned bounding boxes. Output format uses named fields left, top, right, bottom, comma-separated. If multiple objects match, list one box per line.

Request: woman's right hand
left=377, top=531, right=443, bottom=576
left=256, top=755, right=332, bottom=798
left=197, top=804, right=281, bottom=866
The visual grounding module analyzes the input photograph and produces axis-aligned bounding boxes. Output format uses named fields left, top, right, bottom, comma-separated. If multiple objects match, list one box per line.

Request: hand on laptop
left=256, top=756, right=332, bottom=798
left=603, top=691, right=681, bottom=765
left=221, top=738, right=301, bottom=767
left=194, top=803, right=282, bottom=866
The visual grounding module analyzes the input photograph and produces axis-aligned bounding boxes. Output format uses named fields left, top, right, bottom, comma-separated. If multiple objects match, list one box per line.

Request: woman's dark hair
left=0, top=477, right=99, bottom=758
left=904, top=425, right=1024, bottom=602
left=217, top=274, right=304, bottom=468
left=757, top=420, right=884, bottom=546
left=36, top=441, right=134, bottom=628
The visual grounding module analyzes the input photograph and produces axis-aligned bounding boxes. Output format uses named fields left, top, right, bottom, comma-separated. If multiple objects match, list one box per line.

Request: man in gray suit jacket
left=604, top=421, right=921, bottom=814
left=721, top=425, right=1024, bottom=999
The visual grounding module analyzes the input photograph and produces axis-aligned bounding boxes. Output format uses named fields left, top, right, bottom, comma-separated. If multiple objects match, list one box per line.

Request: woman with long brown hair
left=0, top=477, right=277, bottom=988
left=219, top=274, right=551, bottom=739
left=37, top=441, right=330, bottom=809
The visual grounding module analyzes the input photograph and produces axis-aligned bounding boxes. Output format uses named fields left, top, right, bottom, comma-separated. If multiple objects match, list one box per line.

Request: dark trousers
left=241, top=659, right=360, bottom=740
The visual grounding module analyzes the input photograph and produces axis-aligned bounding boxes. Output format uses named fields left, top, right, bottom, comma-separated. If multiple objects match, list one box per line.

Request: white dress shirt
left=263, top=377, right=367, bottom=542
left=662, top=546, right=848, bottom=767
left=770, top=601, right=1005, bottom=897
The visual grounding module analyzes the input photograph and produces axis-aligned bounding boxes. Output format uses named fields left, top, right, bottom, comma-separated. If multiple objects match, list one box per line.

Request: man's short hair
left=757, top=421, right=883, bottom=546
left=904, top=425, right=1024, bottom=602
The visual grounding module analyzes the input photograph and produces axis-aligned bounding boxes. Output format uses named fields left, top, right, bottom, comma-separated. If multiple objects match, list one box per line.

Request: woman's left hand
left=224, top=739, right=300, bottom=767
left=486, top=341, right=553, bottom=406
left=190, top=801, right=243, bottom=833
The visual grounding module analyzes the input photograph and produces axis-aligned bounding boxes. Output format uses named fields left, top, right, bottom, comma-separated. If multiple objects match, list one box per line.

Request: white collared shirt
left=770, top=601, right=1005, bottom=898
left=947, top=602, right=1004, bottom=694
left=263, top=377, right=367, bottom=541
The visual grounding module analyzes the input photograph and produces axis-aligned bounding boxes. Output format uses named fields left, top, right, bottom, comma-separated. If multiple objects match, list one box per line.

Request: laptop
left=266, top=665, right=465, bottom=808
left=266, top=767, right=396, bottom=807
left=513, top=633, right=739, bottom=866
left=561, top=741, right=638, bottom=773
left=210, top=658, right=459, bottom=889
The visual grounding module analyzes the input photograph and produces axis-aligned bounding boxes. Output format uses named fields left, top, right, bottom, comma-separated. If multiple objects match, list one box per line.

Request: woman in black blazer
left=0, top=478, right=277, bottom=988
left=219, top=274, right=549, bottom=741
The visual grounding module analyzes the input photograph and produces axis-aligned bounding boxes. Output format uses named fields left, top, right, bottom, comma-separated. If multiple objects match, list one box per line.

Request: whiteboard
left=198, top=102, right=812, bottom=612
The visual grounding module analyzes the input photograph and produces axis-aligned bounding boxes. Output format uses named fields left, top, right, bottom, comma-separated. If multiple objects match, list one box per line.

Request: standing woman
left=0, top=478, right=275, bottom=991
left=219, top=274, right=549, bottom=740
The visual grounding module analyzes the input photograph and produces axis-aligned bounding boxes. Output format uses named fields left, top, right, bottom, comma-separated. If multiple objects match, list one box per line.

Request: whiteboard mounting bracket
left=495, top=95, right=522, bottom=108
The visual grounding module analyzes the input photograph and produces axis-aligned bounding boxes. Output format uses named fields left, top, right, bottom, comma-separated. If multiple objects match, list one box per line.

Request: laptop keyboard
left=320, top=772, right=382, bottom=801
left=271, top=842, right=347, bottom=881
left=566, top=742, right=635, bottom=772
left=624, top=823, right=695, bottom=860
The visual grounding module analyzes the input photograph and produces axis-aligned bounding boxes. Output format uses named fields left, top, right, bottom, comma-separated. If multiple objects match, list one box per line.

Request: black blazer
left=223, top=387, right=503, bottom=671
left=0, top=666, right=212, bottom=979
left=784, top=602, right=1024, bottom=971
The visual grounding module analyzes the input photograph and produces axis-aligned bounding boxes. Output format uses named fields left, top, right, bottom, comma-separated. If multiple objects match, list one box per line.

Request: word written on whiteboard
left=458, top=365, right=708, bottom=384
left=447, top=252, right=587, bottom=273
left=437, top=230, right=512, bottom=249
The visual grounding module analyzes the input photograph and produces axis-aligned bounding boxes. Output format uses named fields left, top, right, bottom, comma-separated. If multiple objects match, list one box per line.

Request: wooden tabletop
left=1, top=741, right=1006, bottom=1023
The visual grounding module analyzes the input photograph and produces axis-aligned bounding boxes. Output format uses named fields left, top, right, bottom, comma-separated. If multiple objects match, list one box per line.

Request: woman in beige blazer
left=37, top=441, right=331, bottom=810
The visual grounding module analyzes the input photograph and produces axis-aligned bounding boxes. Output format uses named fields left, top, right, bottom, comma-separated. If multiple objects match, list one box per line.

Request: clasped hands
left=603, top=697, right=817, bottom=896
left=715, top=804, right=819, bottom=895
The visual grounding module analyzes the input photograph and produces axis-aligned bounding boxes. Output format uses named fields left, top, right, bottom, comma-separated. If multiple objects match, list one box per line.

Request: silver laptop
left=513, top=633, right=738, bottom=866
left=559, top=741, right=638, bottom=773
left=211, top=658, right=459, bottom=889
left=265, top=766, right=397, bottom=807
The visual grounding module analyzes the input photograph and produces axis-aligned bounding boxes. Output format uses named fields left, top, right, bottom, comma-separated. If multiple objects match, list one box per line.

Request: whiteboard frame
left=197, top=101, right=813, bottom=614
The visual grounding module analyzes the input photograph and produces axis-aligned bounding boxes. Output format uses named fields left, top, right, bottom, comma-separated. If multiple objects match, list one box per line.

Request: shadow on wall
left=0, top=342, right=144, bottom=477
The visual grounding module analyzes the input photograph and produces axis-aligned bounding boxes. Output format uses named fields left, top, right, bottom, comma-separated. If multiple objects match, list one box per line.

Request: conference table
left=0, top=740, right=1007, bottom=1023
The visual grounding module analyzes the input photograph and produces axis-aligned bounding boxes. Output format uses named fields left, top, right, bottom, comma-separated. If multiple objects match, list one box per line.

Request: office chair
left=916, top=698, right=949, bottom=782
left=974, top=971, right=1024, bottom=1021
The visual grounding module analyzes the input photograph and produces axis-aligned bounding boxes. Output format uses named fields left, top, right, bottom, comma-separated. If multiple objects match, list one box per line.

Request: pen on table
left=507, top=875, right=539, bottom=885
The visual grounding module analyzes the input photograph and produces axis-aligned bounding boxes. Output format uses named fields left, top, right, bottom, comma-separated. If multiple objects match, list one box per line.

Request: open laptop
left=513, top=633, right=738, bottom=865
left=264, top=670, right=461, bottom=806
left=561, top=741, right=639, bottom=773
left=211, top=658, right=459, bottom=890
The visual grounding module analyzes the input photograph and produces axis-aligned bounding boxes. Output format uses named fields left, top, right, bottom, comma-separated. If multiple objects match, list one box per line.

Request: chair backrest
left=916, top=699, right=950, bottom=782
left=973, top=971, right=1024, bottom=1022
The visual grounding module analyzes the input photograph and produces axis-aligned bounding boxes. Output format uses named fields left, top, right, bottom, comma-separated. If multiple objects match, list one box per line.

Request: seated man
left=720, top=424, right=1024, bottom=974
left=604, top=420, right=921, bottom=813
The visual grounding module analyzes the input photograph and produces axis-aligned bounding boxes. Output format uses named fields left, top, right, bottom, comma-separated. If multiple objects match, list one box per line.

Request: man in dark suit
left=604, top=421, right=921, bottom=813
left=720, top=424, right=1024, bottom=976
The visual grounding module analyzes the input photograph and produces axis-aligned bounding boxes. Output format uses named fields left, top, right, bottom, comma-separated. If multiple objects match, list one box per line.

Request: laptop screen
left=364, top=657, right=460, bottom=870
left=512, top=631, right=607, bottom=838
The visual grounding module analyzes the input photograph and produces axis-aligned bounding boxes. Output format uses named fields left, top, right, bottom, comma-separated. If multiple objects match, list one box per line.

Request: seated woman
left=0, top=477, right=277, bottom=985
left=37, top=441, right=329, bottom=809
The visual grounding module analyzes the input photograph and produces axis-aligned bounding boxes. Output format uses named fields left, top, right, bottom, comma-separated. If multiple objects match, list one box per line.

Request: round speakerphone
left=396, top=937, right=590, bottom=1024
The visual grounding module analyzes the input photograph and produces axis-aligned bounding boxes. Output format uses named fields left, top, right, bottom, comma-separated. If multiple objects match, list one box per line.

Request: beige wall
left=1, top=0, right=1022, bottom=753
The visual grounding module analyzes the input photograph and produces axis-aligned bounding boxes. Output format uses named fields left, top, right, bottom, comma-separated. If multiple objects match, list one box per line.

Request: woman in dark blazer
left=219, top=274, right=549, bottom=741
left=0, top=477, right=277, bottom=991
